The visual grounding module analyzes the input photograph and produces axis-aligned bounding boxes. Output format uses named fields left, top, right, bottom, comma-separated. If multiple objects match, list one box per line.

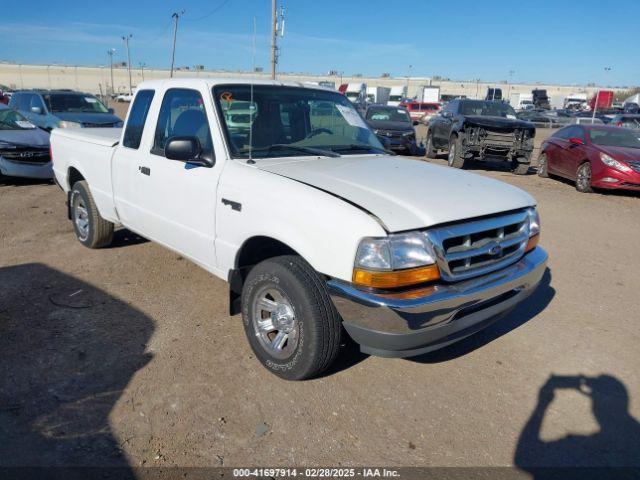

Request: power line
left=183, top=0, right=232, bottom=22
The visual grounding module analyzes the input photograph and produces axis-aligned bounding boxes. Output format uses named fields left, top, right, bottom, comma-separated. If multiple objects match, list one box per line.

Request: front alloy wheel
left=576, top=162, right=593, bottom=193
left=251, top=287, right=299, bottom=360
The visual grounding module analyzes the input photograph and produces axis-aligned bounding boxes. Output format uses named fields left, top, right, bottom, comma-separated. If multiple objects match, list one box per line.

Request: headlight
left=353, top=232, right=440, bottom=289
left=402, top=131, right=415, bottom=137
left=58, top=120, right=82, bottom=129
left=526, top=208, right=541, bottom=252
left=600, top=153, right=632, bottom=173
left=0, top=141, right=16, bottom=149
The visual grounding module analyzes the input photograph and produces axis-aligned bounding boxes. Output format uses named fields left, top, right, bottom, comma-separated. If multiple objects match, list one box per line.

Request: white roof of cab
left=134, top=77, right=335, bottom=92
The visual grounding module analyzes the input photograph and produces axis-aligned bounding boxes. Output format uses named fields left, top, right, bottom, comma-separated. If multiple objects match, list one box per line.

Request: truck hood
left=257, top=155, right=536, bottom=232
left=463, top=115, right=534, bottom=131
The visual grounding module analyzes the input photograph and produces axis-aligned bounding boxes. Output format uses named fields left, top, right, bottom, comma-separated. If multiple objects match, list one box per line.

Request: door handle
left=139, top=166, right=151, bottom=176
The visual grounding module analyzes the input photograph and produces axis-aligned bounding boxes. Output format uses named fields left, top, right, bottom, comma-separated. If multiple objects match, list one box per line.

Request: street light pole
left=122, top=35, right=133, bottom=94
left=139, top=62, right=146, bottom=81
left=170, top=11, right=184, bottom=78
left=107, top=48, right=116, bottom=95
left=406, top=64, right=412, bottom=99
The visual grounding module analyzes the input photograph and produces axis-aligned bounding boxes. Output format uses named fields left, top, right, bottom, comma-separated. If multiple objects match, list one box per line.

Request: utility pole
left=139, top=62, right=146, bottom=81
left=170, top=11, right=185, bottom=78
left=508, top=70, right=515, bottom=101
left=122, top=35, right=133, bottom=94
left=107, top=48, right=116, bottom=95
left=405, top=64, right=412, bottom=99
left=270, top=1, right=285, bottom=79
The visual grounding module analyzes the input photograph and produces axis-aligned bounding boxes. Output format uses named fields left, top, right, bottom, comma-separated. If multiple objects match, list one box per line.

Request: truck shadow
left=0, top=177, right=53, bottom=187
left=515, top=374, right=640, bottom=477
left=110, top=228, right=149, bottom=248
left=408, top=268, right=554, bottom=364
left=0, top=263, right=153, bottom=474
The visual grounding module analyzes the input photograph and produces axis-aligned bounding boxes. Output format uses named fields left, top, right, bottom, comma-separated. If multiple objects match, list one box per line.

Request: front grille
left=426, top=209, right=530, bottom=281
left=0, top=147, right=50, bottom=164
left=627, top=160, right=640, bottom=173
left=379, top=130, right=409, bottom=139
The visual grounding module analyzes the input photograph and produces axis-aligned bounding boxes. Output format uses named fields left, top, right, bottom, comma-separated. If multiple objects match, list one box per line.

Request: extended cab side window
left=151, top=88, right=213, bottom=157
left=123, top=90, right=155, bottom=149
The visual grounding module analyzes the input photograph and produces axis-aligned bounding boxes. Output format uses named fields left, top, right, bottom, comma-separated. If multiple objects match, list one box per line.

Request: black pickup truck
left=425, top=99, right=535, bottom=175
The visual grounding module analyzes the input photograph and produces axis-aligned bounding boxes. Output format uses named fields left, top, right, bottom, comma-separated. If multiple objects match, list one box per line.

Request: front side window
left=152, top=88, right=212, bottom=157
left=123, top=90, right=155, bottom=149
left=43, top=94, right=108, bottom=113
left=213, top=85, right=383, bottom=159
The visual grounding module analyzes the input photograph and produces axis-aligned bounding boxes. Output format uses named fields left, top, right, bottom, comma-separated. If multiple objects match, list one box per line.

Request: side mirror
left=569, top=137, right=584, bottom=146
left=108, top=108, right=115, bottom=114
left=30, top=106, right=43, bottom=115
left=165, top=136, right=214, bottom=167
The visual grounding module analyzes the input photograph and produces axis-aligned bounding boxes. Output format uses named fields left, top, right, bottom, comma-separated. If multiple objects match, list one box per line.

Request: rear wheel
left=241, top=255, right=342, bottom=380
left=575, top=162, right=593, bottom=193
left=70, top=180, right=114, bottom=248
left=425, top=131, right=437, bottom=159
left=447, top=135, right=467, bottom=169
left=537, top=153, right=549, bottom=178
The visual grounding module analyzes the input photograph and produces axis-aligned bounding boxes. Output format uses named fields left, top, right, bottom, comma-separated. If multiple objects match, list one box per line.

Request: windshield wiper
left=331, top=144, right=396, bottom=156
left=240, top=144, right=339, bottom=158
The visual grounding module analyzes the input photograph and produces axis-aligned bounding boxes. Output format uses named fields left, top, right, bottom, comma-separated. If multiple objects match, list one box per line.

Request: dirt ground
left=1, top=122, right=639, bottom=475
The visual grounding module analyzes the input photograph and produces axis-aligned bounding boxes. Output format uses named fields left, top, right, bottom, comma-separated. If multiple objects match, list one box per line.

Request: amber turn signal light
left=525, top=233, right=539, bottom=253
left=352, top=264, right=441, bottom=289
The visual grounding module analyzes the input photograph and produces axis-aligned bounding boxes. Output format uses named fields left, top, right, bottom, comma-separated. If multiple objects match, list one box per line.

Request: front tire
left=241, top=255, right=342, bottom=380
left=447, top=134, right=467, bottom=169
left=575, top=162, right=593, bottom=193
left=512, top=157, right=530, bottom=175
left=425, top=131, right=437, bottom=159
left=70, top=180, right=114, bottom=248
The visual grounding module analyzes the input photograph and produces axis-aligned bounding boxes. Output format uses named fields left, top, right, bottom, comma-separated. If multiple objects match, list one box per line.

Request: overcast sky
left=1, top=0, right=637, bottom=86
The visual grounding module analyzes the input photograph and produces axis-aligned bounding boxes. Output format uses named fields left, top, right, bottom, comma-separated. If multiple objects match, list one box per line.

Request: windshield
left=44, top=94, right=109, bottom=114
left=366, top=107, right=411, bottom=123
left=588, top=128, right=640, bottom=149
left=0, top=108, right=35, bottom=130
left=459, top=100, right=517, bottom=117
left=213, top=85, right=384, bottom=159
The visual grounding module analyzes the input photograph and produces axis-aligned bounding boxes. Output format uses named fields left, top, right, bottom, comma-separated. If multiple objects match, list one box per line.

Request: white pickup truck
left=51, top=78, right=547, bottom=380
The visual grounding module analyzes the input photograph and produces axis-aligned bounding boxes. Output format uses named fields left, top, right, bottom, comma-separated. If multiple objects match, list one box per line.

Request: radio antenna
left=248, top=16, right=256, bottom=164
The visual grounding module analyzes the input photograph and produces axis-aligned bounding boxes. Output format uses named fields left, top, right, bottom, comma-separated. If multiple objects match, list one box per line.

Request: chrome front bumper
left=327, top=247, right=548, bottom=358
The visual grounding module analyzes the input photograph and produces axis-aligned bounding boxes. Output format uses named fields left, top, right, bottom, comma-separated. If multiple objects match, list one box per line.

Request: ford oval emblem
left=488, top=242, right=502, bottom=256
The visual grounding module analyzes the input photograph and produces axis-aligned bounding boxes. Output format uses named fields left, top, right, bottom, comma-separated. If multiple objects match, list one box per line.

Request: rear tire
left=70, top=180, right=114, bottom=248
left=575, top=162, right=593, bottom=193
left=447, top=134, right=467, bottom=169
left=537, top=153, right=549, bottom=178
left=241, top=255, right=342, bottom=381
left=425, top=131, right=437, bottom=159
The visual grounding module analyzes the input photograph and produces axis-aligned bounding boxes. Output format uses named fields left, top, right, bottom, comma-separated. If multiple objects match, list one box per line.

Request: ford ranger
left=50, top=79, right=547, bottom=380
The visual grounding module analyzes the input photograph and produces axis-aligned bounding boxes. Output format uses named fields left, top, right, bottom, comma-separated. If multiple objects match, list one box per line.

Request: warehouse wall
left=0, top=62, right=613, bottom=100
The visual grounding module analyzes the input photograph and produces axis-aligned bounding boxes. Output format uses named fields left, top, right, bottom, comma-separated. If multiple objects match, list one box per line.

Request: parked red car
left=401, top=101, right=440, bottom=125
left=538, top=125, right=640, bottom=193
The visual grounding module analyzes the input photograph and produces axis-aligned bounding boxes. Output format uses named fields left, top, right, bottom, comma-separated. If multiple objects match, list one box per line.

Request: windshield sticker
left=15, top=120, right=36, bottom=129
left=336, top=104, right=367, bottom=128
left=84, top=97, right=98, bottom=103
left=397, top=109, right=405, bottom=114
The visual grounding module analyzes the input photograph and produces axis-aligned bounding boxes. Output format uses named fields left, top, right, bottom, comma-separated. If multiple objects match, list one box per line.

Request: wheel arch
left=228, top=235, right=303, bottom=316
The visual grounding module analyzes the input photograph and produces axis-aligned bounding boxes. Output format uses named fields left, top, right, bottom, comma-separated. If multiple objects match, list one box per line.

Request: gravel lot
left=1, top=121, right=639, bottom=474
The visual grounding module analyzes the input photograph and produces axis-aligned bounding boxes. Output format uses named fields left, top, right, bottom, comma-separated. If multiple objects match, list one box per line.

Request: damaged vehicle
left=0, top=104, right=52, bottom=180
left=425, top=99, right=536, bottom=175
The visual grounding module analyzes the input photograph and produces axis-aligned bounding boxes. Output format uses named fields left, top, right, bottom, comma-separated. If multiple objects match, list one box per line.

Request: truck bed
left=53, top=127, right=122, bottom=147
left=51, top=128, right=122, bottom=224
